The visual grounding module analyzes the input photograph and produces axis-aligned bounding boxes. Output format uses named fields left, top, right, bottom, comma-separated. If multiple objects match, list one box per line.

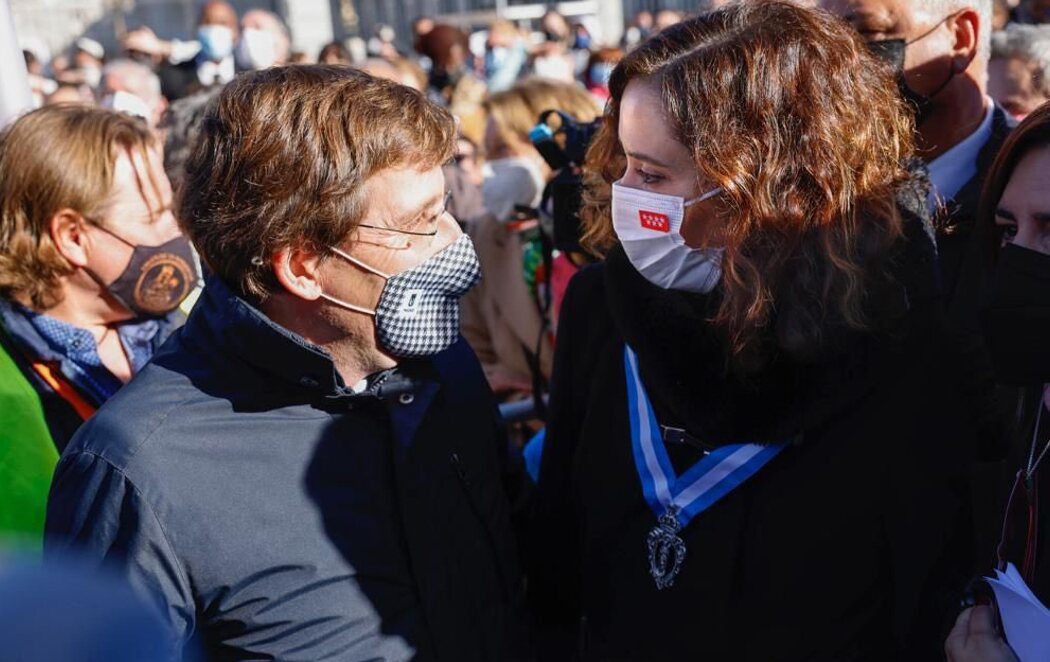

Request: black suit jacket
left=935, top=103, right=1017, bottom=303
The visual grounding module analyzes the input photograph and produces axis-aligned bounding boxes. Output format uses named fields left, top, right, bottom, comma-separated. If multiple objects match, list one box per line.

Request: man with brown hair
left=45, top=65, right=530, bottom=661
left=0, top=105, right=197, bottom=544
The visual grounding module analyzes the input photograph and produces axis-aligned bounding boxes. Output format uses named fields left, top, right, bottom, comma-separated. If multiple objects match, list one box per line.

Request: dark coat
left=529, top=205, right=978, bottom=660
left=158, top=59, right=206, bottom=103
left=158, top=55, right=244, bottom=102
left=936, top=103, right=1017, bottom=303
left=973, top=386, right=1050, bottom=597
left=970, top=244, right=1050, bottom=601
left=45, top=277, right=531, bottom=661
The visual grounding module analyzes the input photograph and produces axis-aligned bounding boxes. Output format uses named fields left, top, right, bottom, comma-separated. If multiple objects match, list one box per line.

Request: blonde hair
left=483, top=78, right=600, bottom=158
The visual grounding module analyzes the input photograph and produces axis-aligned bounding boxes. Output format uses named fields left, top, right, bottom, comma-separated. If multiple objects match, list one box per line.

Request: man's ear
left=949, top=8, right=981, bottom=71
left=271, top=245, right=325, bottom=301
left=49, top=209, right=92, bottom=268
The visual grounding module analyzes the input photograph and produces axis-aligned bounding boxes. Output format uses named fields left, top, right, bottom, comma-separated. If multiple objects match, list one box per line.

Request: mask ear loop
left=902, top=10, right=976, bottom=102
left=319, top=245, right=392, bottom=316
left=684, top=186, right=723, bottom=208
left=318, top=293, right=377, bottom=316
left=328, top=245, right=392, bottom=280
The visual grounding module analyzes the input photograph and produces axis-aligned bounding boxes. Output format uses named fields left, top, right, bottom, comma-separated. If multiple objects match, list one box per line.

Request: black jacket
left=529, top=206, right=978, bottom=660
left=936, top=103, right=1017, bottom=303
left=45, top=277, right=531, bottom=661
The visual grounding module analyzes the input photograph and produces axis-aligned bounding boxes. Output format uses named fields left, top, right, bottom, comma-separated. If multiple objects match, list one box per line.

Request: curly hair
left=580, top=0, right=916, bottom=367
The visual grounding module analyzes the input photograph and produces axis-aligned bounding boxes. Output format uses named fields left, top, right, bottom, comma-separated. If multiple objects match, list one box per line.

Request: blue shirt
left=0, top=299, right=164, bottom=405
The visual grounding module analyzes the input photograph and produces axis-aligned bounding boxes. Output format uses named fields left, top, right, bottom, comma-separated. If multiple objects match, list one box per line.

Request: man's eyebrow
left=398, top=191, right=446, bottom=226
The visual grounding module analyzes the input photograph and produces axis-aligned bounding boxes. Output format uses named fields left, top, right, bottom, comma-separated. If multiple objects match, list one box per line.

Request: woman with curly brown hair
left=528, top=2, right=979, bottom=659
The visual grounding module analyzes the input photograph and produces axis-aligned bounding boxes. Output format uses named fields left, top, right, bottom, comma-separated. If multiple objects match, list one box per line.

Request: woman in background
left=462, top=78, right=599, bottom=397
left=946, top=103, right=1050, bottom=662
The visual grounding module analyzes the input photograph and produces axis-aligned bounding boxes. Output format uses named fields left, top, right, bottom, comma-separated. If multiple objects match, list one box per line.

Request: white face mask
left=235, top=28, right=277, bottom=71
left=197, top=25, right=235, bottom=61
left=611, top=180, right=724, bottom=293
left=101, top=90, right=152, bottom=121
left=80, top=65, right=102, bottom=89
left=481, top=157, right=545, bottom=222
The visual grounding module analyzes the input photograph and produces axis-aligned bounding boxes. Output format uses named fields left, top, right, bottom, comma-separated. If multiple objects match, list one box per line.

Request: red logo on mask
left=639, top=210, right=670, bottom=233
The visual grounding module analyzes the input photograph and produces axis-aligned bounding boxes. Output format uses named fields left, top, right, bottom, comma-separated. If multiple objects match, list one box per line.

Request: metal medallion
left=646, top=507, right=687, bottom=590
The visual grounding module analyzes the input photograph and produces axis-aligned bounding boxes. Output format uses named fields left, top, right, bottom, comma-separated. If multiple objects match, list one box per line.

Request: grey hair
left=924, top=0, right=994, bottom=62
left=101, top=59, right=162, bottom=102
left=992, top=24, right=1050, bottom=94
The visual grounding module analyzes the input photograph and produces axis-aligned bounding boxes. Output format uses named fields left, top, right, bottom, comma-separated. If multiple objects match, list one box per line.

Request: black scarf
left=603, top=245, right=889, bottom=448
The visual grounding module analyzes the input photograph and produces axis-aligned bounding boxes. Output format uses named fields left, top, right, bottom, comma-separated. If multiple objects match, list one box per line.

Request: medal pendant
left=646, top=507, right=687, bottom=590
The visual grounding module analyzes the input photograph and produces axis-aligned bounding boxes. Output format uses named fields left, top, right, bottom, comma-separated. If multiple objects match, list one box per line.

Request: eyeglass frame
left=355, top=189, right=453, bottom=238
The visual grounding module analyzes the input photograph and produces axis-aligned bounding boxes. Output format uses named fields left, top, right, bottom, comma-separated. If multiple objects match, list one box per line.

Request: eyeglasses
left=357, top=190, right=453, bottom=238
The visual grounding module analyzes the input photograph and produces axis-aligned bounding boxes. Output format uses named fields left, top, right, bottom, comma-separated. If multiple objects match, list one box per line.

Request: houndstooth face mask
left=321, top=233, right=481, bottom=358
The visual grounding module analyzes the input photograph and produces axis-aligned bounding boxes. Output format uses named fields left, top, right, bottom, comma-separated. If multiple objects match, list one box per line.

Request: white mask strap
left=323, top=245, right=388, bottom=317
left=329, top=245, right=392, bottom=280
left=319, top=292, right=377, bottom=317
left=684, top=186, right=723, bottom=208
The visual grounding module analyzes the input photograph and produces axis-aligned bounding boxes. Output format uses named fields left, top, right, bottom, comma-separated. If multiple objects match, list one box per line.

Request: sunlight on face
left=617, top=77, right=722, bottom=247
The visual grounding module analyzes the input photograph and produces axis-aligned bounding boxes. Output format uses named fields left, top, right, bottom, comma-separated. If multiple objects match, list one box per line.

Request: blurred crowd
left=16, top=2, right=1050, bottom=412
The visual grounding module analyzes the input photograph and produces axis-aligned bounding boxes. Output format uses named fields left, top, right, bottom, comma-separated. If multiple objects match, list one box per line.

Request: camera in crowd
left=528, top=109, right=601, bottom=254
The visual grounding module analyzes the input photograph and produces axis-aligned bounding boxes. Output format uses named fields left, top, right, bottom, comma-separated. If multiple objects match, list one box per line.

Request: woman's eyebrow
left=626, top=150, right=671, bottom=169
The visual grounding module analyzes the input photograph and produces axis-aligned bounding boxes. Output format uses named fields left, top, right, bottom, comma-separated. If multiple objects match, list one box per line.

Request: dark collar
left=0, top=298, right=64, bottom=365
left=601, top=196, right=929, bottom=446
left=183, top=277, right=438, bottom=401
left=0, top=297, right=172, bottom=365
left=184, top=276, right=350, bottom=395
left=603, top=246, right=809, bottom=446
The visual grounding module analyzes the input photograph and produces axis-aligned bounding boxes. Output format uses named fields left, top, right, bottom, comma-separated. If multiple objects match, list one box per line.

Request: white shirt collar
left=196, top=56, right=235, bottom=87
left=927, top=98, right=995, bottom=211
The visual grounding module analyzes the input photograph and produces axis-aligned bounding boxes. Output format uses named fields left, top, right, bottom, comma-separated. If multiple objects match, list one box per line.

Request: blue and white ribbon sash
left=624, top=346, right=788, bottom=528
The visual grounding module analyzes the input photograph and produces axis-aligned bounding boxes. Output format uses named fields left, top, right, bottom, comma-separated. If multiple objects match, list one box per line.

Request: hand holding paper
left=984, top=563, right=1050, bottom=662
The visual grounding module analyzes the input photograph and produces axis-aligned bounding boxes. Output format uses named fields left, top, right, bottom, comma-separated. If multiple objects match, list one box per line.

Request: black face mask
left=87, top=225, right=200, bottom=319
left=866, top=38, right=956, bottom=126
left=981, top=244, right=1050, bottom=385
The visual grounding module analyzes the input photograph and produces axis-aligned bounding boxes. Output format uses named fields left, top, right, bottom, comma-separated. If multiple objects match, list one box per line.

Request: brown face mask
left=86, top=224, right=200, bottom=319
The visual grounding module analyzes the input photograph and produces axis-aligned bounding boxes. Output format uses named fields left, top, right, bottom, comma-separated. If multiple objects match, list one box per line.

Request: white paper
left=986, top=562, right=1050, bottom=662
